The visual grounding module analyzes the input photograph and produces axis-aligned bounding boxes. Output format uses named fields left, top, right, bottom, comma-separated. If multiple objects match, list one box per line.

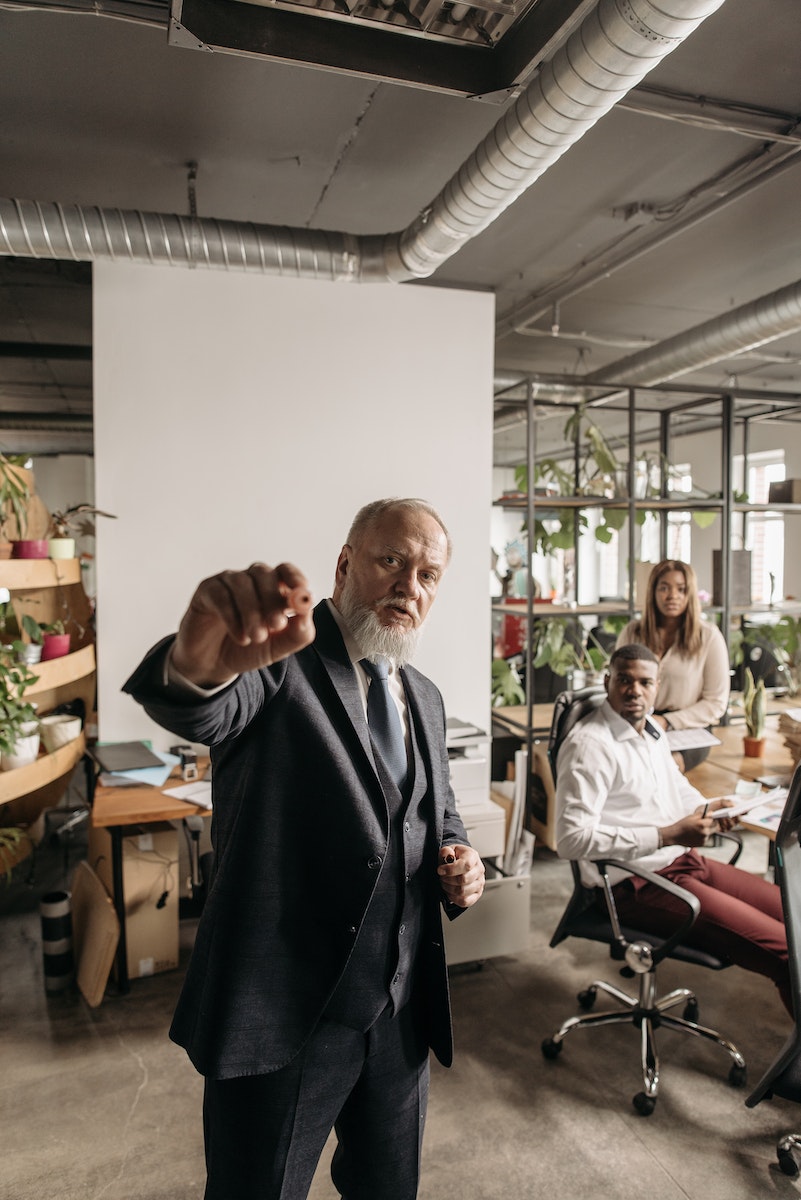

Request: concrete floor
left=2, top=820, right=801, bottom=1200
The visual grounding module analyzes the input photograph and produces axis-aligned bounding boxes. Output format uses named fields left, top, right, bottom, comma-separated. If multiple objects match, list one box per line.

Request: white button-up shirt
left=554, top=698, right=705, bottom=887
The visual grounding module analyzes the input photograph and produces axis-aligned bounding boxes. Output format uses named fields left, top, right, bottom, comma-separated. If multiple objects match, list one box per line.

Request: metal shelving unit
left=492, top=377, right=801, bottom=830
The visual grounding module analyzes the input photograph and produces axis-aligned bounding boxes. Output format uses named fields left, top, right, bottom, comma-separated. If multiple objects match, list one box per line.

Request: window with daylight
left=735, top=451, right=785, bottom=604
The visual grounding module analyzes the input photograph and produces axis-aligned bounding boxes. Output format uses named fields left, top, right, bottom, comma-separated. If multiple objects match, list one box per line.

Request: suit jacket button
left=367, top=855, right=382, bottom=870
left=347, top=925, right=357, bottom=935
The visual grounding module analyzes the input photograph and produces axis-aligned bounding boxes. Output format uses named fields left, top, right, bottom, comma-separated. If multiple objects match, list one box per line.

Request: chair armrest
left=593, top=858, right=701, bottom=968
left=713, top=829, right=743, bottom=865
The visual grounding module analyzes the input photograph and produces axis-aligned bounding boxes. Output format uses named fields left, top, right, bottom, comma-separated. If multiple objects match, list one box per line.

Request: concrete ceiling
left=1, top=0, right=800, bottom=458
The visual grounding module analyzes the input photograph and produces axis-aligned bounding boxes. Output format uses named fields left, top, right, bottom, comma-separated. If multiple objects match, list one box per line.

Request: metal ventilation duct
left=1, top=0, right=726, bottom=284
left=591, top=278, right=801, bottom=387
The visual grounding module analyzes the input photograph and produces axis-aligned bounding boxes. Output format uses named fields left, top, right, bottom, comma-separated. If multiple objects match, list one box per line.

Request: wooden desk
left=492, top=704, right=554, bottom=739
left=493, top=699, right=799, bottom=852
left=687, top=719, right=793, bottom=800
left=90, top=761, right=210, bottom=993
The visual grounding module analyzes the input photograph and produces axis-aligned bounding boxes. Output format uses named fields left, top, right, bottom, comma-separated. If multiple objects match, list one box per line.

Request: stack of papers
left=779, top=709, right=801, bottom=768
left=163, top=780, right=213, bottom=810
left=666, top=728, right=721, bottom=752
left=711, top=786, right=788, bottom=821
left=446, top=717, right=485, bottom=745
left=98, top=750, right=180, bottom=789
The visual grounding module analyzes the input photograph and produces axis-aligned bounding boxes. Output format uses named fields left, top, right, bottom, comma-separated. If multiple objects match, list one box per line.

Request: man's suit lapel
left=311, top=601, right=380, bottom=782
left=402, top=670, right=441, bottom=808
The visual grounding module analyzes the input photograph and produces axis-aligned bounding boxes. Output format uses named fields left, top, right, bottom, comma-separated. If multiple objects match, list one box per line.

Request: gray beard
left=338, top=589, right=422, bottom=668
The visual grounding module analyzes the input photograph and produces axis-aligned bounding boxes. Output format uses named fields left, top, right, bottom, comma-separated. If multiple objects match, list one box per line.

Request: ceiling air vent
left=169, top=0, right=595, bottom=99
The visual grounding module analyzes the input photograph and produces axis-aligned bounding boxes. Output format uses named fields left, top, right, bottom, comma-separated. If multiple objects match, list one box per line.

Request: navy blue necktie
left=361, top=657, right=407, bottom=790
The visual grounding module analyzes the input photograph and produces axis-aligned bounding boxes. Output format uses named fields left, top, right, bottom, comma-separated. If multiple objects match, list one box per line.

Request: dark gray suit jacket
left=123, top=601, right=470, bottom=1079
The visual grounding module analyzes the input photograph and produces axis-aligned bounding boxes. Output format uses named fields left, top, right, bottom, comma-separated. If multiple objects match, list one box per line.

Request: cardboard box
left=768, top=479, right=801, bottom=504
left=87, top=823, right=179, bottom=980
left=712, top=549, right=752, bottom=607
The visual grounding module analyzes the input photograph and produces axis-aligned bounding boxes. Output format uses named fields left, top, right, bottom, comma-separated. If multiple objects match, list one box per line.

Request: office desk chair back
left=746, top=764, right=801, bottom=1176
left=541, top=687, right=747, bottom=1116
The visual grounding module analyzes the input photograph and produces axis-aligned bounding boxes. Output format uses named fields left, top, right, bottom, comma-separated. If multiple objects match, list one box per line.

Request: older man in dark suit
left=124, top=497, right=485, bottom=1200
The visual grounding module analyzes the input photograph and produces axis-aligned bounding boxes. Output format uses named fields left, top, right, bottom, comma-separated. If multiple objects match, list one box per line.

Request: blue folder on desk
left=97, top=750, right=180, bottom=788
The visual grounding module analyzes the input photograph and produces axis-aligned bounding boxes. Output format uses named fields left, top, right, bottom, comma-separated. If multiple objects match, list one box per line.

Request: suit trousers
left=202, top=1002, right=430, bottom=1200
left=611, top=848, right=791, bottom=1015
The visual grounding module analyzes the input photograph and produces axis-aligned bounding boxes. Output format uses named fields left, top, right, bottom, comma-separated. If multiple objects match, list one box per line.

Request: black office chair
left=745, top=766, right=801, bottom=1176
left=541, top=686, right=747, bottom=1116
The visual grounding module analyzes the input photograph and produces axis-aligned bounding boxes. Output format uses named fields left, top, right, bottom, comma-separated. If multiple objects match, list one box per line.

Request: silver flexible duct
left=592, top=278, right=801, bottom=385
left=0, top=0, right=725, bottom=283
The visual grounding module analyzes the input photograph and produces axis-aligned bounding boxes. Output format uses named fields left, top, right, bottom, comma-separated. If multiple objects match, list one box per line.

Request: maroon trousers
left=612, top=849, right=791, bottom=1016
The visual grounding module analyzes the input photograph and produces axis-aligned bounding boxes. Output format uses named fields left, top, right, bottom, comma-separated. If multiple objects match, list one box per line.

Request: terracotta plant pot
left=743, top=736, right=765, bottom=758
left=11, top=539, right=49, bottom=559
left=41, top=632, right=71, bottom=661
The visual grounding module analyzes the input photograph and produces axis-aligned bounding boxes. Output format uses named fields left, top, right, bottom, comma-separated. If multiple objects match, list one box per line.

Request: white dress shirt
left=325, top=599, right=410, bottom=747
left=554, top=699, right=705, bottom=887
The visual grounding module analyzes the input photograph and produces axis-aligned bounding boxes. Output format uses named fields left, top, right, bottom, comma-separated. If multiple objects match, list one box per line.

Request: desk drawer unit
left=444, top=868, right=531, bottom=965
left=456, top=796, right=506, bottom=859
left=449, top=743, right=502, bottom=858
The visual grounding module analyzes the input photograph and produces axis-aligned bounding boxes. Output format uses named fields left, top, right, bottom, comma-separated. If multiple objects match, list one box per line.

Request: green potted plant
left=0, top=453, right=32, bottom=557
left=40, top=619, right=70, bottom=661
left=532, top=618, right=610, bottom=687
left=13, top=615, right=71, bottom=664
left=47, top=503, right=117, bottom=560
left=742, top=667, right=767, bottom=758
left=0, top=824, right=33, bottom=882
left=513, top=404, right=626, bottom=555
left=0, top=642, right=40, bottom=770
left=491, top=657, right=526, bottom=707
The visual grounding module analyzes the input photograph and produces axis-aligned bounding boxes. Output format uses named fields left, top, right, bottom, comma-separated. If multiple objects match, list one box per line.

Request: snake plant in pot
left=742, top=667, right=767, bottom=758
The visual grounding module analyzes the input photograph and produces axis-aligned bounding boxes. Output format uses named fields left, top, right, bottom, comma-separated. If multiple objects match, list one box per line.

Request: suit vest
left=323, top=681, right=431, bottom=1030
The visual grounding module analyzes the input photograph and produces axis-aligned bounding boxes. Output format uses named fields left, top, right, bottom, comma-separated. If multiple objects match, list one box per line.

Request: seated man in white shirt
left=555, top=642, right=791, bottom=1017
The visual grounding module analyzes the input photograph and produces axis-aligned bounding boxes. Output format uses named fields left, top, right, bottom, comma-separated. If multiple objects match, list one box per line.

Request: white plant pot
left=1, top=729, right=40, bottom=770
left=16, top=642, right=42, bottom=665
left=48, top=537, right=76, bottom=560
left=39, top=714, right=82, bottom=753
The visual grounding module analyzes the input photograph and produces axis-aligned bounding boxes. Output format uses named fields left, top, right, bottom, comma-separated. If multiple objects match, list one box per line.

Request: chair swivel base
left=777, top=1134, right=801, bottom=1177
left=541, top=971, right=747, bottom=1115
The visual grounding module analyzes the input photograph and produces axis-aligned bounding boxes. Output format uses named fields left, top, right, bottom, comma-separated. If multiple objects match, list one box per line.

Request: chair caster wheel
left=778, top=1146, right=801, bottom=1177
left=728, top=1063, right=747, bottom=1088
left=577, top=987, right=597, bottom=1010
left=541, top=1037, right=563, bottom=1060
left=682, top=1000, right=699, bottom=1023
left=632, top=1092, right=656, bottom=1116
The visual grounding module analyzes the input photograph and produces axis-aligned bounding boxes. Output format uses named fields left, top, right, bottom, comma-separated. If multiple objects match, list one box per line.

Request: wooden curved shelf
left=2, top=557, right=83, bottom=588
left=28, top=644, right=96, bottom=697
left=0, top=731, right=86, bottom=807
left=2, top=556, right=95, bottom=825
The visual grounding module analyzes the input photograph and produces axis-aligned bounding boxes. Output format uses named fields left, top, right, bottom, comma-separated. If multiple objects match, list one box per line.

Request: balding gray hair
left=346, top=498, right=452, bottom=562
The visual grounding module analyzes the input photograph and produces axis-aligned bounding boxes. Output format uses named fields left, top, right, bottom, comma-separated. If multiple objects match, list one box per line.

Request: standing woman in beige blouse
left=616, top=559, right=731, bottom=772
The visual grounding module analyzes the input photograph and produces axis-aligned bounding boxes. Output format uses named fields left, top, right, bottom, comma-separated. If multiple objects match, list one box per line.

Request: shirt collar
left=325, top=598, right=399, bottom=676
left=602, top=698, right=662, bottom=741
